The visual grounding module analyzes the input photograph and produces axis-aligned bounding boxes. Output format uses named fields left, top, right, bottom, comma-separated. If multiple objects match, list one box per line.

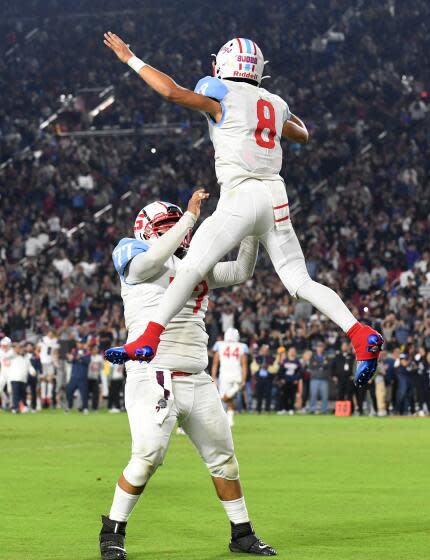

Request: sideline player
left=39, top=330, right=59, bottom=407
left=0, top=336, right=14, bottom=409
left=103, top=33, right=383, bottom=387
left=212, top=328, right=249, bottom=427
left=99, top=190, right=276, bottom=558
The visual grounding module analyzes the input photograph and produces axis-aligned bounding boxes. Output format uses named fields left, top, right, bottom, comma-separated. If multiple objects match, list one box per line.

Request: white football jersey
left=213, top=341, right=249, bottom=383
left=194, top=77, right=290, bottom=191
left=0, top=348, right=15, bottom=381
left=39, top=336, right=58, bottom=364
left=113, top=237, right=209, bottom=374
left=88, top=354, right=104, bottom=380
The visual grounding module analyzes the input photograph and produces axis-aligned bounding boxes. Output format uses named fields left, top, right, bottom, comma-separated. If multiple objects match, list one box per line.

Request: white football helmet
left=224, top=328, right=240, bottom=343
left=133, top=201, right=191, bottom=249
left=213, top=38, right=266, bottom=85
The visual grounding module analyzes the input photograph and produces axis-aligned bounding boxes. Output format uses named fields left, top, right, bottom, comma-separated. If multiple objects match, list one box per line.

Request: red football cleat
left=347, top=322, right=384, bottom=386
left=347, top=322, right=384, bottom=361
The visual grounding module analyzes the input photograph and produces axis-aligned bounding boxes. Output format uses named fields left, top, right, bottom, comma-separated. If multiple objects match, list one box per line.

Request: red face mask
left=134, top=211, right=192, bottom=250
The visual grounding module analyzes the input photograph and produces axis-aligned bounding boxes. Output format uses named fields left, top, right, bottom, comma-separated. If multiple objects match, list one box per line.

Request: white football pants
left=154, top=178, right=356, bottom=333
left=122, top=370, right=239, bottom=488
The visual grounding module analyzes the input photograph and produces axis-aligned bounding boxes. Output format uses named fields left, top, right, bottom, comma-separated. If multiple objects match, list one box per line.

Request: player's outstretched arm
left=104, top=32, right=222, bottom=122
left=207, top=237, right=259, bottom=289
left=282, top=113, right=309, bottom=144
left=126, top=189, right=209, bottom=283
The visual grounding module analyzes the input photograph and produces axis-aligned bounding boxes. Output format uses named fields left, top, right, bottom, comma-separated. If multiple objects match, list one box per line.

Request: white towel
left=268, top=180, right=291, bottom=231
left=148, top=366, right=174, bottom=425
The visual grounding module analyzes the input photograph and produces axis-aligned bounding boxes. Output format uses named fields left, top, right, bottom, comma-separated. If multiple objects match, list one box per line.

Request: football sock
left=296, top=280, right=356, bottom=333
left=124, top=321, right=164, bottom=357
left=221, top=496, right=250, bottom=524
left=47, top=382, right=53, bottom=399
left=109, top=484, right=140, bottom=522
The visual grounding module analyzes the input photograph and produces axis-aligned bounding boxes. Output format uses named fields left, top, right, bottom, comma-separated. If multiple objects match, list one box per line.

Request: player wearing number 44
left=99, top=190, right=277, bottom=558
left=212, top=328, right=249, bottom=428
left=104, top=34, right=383, bottom=390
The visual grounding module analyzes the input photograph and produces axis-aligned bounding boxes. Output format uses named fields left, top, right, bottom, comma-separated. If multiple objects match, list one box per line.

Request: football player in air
left=103, top=34, right=383, bottom=387
left=99, top=190, right=277, bottom=558
left=211, top=328, right=249, bottom=427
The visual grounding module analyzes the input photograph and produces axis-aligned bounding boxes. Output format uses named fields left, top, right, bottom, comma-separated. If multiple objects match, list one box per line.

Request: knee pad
left=209, top=454, right=240, bottom=481
left=123, top=452, right=163, bottom=487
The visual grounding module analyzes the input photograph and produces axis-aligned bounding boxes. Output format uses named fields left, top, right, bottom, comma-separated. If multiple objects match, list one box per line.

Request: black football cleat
left=99, top=515, right=127, bottom=559
left=229, top=522, right=277, bottom=556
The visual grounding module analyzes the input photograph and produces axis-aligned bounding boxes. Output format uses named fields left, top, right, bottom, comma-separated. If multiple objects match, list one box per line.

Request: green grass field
left=1, top=411, right=429, bottom=560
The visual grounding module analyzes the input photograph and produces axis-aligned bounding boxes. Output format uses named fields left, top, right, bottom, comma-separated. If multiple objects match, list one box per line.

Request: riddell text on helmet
left=233, top=70, right=259, bottom=80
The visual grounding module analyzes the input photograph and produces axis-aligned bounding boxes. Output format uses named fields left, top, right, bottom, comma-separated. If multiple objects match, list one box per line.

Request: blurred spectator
left=253, top=345, right=276, bottom=414
left=0, top=336, right=14, bottom=409
left=108, top=363, right=125, bottom=412
left=88, top=345, right=104, bottom=410
left=26, top=342, right=41, bottom=412
left=56, top=331, right=76, bottom=407
left=308, top=342, right=330, bottom=414
left=8, top=343, right=35, bottom=413
left=276, top=347, right=302, bottom=415
left=330, top=341, right=355, bottom=409
left=66, top=339, right=90, bottom=413
left=374, top=353, right=387, bottom=417
left=39, top=330, right=59, bottom=407
left=413, top=348, right=430, bottom=416
left=355, top=379, right=378, bottom=417
left=395, top=353, right=413, bottom=415
left=423, top=352, right=430, bottom=413
left=299, top=349, right=312, bottom=411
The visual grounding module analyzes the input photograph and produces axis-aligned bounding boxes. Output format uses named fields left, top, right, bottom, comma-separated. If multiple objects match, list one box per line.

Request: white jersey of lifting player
left=112, top=211, right=258, bottom=375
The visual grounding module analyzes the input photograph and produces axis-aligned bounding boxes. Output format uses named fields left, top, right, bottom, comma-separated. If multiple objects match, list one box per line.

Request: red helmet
left=133, top=201, right=191, bottom=249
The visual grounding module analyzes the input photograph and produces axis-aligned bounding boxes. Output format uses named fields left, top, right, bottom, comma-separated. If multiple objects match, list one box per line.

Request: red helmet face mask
left=133, top=201, right=192, bottom=251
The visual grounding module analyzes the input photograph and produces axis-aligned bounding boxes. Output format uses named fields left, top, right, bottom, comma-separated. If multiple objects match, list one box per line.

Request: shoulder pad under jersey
left=112, top=237, right=149, bottom=280
left=194, top=76, right=228, bottom=101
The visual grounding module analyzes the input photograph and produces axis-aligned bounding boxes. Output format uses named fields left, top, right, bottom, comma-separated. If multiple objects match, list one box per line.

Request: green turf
left=1, top=410, right=429, bottom=559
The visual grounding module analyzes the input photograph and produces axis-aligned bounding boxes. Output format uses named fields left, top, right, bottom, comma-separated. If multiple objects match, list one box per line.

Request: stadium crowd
left=0, top=0, right=429, bottom=416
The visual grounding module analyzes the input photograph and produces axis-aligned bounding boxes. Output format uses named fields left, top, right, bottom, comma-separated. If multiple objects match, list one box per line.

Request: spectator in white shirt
left=9, top=343, right=35, bottom=413
left=52, top=250, right=74, bottom=280
left=24, top=233, right=41, bottom=258
left=39, top=330, right=59, bottom=407
left=0, top=336, right=15, bottom=409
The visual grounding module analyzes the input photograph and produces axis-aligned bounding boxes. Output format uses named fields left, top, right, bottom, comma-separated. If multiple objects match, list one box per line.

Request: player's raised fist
left=103, top=31, right=133, bottom=64
left=187, top=188, right=209, bottom=219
